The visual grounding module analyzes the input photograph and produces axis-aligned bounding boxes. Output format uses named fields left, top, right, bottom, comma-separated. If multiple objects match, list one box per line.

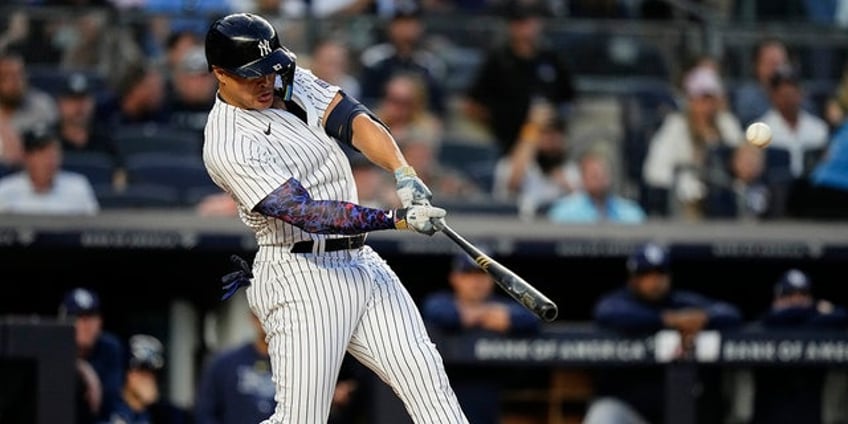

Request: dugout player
left=201, top=13, right=468, bottom=423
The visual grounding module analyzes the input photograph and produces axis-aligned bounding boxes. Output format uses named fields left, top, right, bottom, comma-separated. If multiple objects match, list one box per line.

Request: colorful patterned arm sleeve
left=254, top=178, right=396, bottom=234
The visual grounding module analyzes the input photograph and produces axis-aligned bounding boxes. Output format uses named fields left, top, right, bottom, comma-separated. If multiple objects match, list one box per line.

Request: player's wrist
left=393, top=165, right=417, bottom=182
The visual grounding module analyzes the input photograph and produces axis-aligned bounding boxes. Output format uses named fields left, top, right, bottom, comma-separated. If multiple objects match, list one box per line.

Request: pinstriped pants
left=247, top=245, right=469, bottom=424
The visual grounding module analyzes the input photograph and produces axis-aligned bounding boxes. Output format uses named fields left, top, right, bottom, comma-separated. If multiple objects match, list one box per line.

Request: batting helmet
left=205, top=13, right=296, bottom=97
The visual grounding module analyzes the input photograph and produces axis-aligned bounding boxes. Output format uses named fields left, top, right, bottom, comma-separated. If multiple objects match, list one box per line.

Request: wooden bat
left=432, top=219, right=559, bottom=322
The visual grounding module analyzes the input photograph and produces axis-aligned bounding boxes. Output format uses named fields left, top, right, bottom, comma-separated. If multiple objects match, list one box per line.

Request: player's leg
left=247, top=255, right=367, bottom=424
left=347, top=247, right=469, bottom=424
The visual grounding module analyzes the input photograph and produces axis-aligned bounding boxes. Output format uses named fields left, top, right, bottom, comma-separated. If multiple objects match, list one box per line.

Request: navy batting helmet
left=205, top=13, right=296, bottom=97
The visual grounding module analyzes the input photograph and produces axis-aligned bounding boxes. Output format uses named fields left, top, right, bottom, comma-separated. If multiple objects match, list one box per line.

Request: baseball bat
left=432, top=219, right=559, bottom=322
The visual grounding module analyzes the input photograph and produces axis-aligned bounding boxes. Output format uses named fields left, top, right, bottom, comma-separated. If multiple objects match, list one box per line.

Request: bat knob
left=540, top=303, right=559, bottom=322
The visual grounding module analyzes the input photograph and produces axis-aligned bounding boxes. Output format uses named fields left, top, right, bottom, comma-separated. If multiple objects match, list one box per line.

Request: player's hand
left=221, top=254, right=253, bottom=301
left=394, top=205, right=446, bottom=236
left=394, top=165, right=433, bottom=207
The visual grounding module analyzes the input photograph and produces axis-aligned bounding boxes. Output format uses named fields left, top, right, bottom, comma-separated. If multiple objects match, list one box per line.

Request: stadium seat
left=62, top=151, right=117, bottom=186
left=113, top=124, right=202, bottom=159
left=95, top=183, right=181, bottom=209
left=438, top=139, right=500, bottom=191
left=124, top=152, right=217, bottom=205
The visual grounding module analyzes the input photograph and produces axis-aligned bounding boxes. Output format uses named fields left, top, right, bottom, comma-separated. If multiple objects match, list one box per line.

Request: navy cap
left=22, top=124, right=58, bottom=153
left=59, top=287, right=101, bottom=318
left=60, top=72, right=92, bottom=97
left=128, top=334, right=165, bottom=371
left=774, top=269, right=812, bottom=297
left=626, top=242, right=670, bottom=275
left=451, top=253, right=484, bottom=273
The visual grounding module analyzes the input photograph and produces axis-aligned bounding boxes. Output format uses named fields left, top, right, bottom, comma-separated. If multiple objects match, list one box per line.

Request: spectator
left=585, top=242, right=742, bottom=424
left=422, top=251, right=539, bottom=424
left=547, top=148, right=645, bottom=224
left=0, top=125, right=100, bottom=215
left=732, top=37, right=791, bottom=127
left=397, top=130, right=484, bottom=201
left=493, top=100, right=580, bottom=218
left=56, top=71, right=118, bottom=159
left=195, top=311, right=366, bottom=424
left=374, top=72, right=443, bottom=145
left=805, top=71, right=848, bottom=219
left=0, top=52, right=58, bottom=139
left=60, top=8, right=145, bottom=82
left=162, top=30, right=203, bottom=78
left=359, top=5, right=447, bottom=115
left=103, top=334, right=166, bottom=424
left=704, top=143, right=777, bottom=219
left=58, top=287, right=125, bottom=424
left=309, top=38, right=361, bottom=99
left=165, top=46, right=217, bottom=137
left=462, top=0, right=576, bottom=155
left=751, top=269, right=848, bottom=424
left=94, top=61, right=169, bottom=130
left=642, top=64, right=743, bottom=220
left=349, top=153, right=397, bottom=208
left=758, top=64, right=829, bottom=179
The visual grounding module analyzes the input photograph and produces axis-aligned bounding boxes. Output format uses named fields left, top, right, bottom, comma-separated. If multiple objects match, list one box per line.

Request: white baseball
left=746, top=122, right=772, bottom=148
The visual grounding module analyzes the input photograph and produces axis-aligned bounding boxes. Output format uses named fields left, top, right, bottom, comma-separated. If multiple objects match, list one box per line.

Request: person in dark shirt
left=164, top=46, right=216, bottom=138
left=751, top=268, right=848, bottom=424
left=56, top=71, right=118, bottom=159
left=58, top=287, right=125, bottom=424
left=422, top=251, right=540, bottom=424
left=462, top=0, right=576, bottom=155
left=103, top=334, right=166, bottom=424
left=584, top=242, right=742, bottom=424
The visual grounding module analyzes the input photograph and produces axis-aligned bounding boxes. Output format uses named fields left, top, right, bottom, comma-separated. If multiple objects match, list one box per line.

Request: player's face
left=214, top=68, right=276, bottom=110
left=630, top=271, right=670, bottom=302
left=450, top=270, right=495, bottom=303
left=74, top=314, right=102, bottom=351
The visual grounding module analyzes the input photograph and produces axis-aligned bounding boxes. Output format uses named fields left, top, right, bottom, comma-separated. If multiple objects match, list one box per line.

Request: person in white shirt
left=0, top=125, right=99, bottom=215
left=757, top=65, right=830, bottom=179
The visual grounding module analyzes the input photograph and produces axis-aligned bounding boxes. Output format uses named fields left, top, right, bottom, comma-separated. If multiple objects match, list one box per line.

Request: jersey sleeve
left=292, top=66, right=341, bottom=125
left=205, top=132, right=295, bottom=211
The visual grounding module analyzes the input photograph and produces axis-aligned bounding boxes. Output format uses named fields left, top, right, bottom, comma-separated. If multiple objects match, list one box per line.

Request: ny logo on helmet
left=258, top=39, right=272, bottom=57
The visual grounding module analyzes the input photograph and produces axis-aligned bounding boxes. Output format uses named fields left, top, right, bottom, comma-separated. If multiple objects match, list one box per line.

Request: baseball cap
left=769, top=64, right=800, bottom=89
left=60, top=72, right=92, bottom=97
left=626, top=242, right=670, bottom=275
left=451, top=253, right=485, bottom=273
left=128, top=334, right=165, bottom=372
left=59, top=287, right=101, bottom=318
left=683, top=66, right=724, bottom=98
left=178, top=46, right=209, bottom=75
left=22, top=124, right=58, bottom=153
left=774, top=269, right=812, bottom=297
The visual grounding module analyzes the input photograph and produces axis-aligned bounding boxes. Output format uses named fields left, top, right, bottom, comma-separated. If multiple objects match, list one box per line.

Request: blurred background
left=2, top=0, right=848, bottom=423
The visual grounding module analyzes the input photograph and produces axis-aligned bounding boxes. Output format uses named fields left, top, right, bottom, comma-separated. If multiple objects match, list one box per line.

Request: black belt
left=289, top=235, right=366, bottom=253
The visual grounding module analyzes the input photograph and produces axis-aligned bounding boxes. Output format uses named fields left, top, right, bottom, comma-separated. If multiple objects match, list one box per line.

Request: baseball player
left=202, top=13, right=468, bottom=424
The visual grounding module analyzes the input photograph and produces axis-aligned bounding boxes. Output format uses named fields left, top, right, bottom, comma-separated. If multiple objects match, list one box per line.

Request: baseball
left=746, top=122, right=772, bottom=148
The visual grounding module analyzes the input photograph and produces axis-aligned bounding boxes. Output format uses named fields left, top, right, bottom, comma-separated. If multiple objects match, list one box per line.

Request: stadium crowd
left=3, top=1, right=848, bottom=423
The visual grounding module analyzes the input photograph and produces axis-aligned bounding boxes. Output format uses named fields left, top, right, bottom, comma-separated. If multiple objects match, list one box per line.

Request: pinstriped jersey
left=202, top=66, right=358, bottom=247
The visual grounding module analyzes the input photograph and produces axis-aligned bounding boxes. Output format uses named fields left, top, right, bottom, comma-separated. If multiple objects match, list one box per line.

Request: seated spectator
left=422, top=251, right=539, bottom=424
left=94, top=61, right=169, bottom=130
left=733, top=37, right=792, bottom=127
left=374, top=72, right=443, bottom=145
left=359, top=6, right=447, bottom=115
left=585, top=242, right=742, bottom=424
left=751, top=269, right=848, bottom=424
left=59, top=8, right=145, bottom=83
left=757, top=65, right=829, bottom=179
left=643, top=64, right=743, bottom=220
left=704, top=143, right=776, bottom=219
left=58, top=287, right=124, bottom=424
left=805, top=73, right=848, bottom=219
left=397, top=130, right=484, bottom=201
left=0, top=51, right=58, bottom=139
left=56, top=72, right=118, bottom=159
left=0, top=125, right=99, bottom=215
left=547, top=148, right=645, bottom=224
left=309, top=38, right=361, bottom=99
left=492, top=100, right=580, bottom=218
left=165, top=46, right=217, bottom=137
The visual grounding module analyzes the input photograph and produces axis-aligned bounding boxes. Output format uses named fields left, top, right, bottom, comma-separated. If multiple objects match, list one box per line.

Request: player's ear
left=211, top=66, right=227, bottom=84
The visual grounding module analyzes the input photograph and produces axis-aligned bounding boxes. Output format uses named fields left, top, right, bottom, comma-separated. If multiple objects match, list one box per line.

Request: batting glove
left=221, top=254, right=253, bottom=301
left=394, top=165, right=433, bottom=207
left=394, top=205, right=446, bottom=236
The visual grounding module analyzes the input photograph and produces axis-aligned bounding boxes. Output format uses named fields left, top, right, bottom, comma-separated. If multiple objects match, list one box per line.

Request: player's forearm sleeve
left=254, top=178, right=396, bottom=234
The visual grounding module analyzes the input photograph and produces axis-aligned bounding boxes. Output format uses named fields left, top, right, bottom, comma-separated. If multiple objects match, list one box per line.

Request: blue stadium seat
left=62, top=151, right=116, bottom=187
left=124, top=152, right=217, bottom=205
left=113, top=124, right=202, bottom=159
left=95, top=183, right=182, bottom=209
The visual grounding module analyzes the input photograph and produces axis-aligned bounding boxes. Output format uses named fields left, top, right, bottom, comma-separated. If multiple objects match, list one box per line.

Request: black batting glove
left=221, top=254, right=253, bottom=301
